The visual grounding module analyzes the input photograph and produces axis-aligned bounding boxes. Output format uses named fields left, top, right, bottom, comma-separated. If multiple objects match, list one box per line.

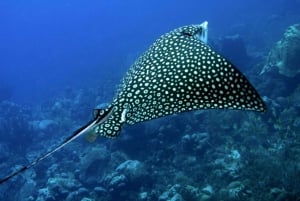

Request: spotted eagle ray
left=0, top=21, right=266, bottom=184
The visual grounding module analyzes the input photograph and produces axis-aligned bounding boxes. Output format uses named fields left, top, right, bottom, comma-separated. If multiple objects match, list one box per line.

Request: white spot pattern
left=96, top=24, right=266, bottom=137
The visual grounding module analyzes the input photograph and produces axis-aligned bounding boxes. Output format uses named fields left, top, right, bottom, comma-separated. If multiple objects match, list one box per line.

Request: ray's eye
left=198, top=27, right=203, bottom=34
left=93, top=109, right=102, bottom=118
left=181, top=31, right=193, bottom=37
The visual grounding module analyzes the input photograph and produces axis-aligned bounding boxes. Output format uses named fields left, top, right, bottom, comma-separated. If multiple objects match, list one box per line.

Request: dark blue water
left=0, top=0, right=295, bottom=104
left=0, top=1, right=300, bottom=201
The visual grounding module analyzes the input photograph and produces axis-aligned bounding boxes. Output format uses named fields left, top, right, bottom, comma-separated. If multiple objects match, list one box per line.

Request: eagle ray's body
left=95, top=21, right=266, bottom=137
left=0, top=21, right=266, bottom=184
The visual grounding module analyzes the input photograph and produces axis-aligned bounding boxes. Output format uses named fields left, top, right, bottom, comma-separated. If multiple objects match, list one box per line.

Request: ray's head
left=179, top=21, right=208, bottom=44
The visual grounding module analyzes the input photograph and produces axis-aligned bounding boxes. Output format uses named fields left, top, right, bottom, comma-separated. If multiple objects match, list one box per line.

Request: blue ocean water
left=0, top=0, right=294, bottom=104
left=0, top=0, right=300, bottom=201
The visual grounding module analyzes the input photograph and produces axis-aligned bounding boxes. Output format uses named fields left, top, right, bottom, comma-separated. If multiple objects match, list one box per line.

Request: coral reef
left=77, top=145, right=110, bottom=185
left=262, top=23, right=300, bottom=77
left=0, top=101, right=34, bottom=151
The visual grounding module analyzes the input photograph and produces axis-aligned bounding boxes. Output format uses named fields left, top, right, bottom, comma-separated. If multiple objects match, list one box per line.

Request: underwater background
left=0, top=0, right=300, bottom=200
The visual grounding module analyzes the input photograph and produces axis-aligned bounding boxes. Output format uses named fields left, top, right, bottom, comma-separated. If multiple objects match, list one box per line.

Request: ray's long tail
left=0, top=119, right=98, bottom=185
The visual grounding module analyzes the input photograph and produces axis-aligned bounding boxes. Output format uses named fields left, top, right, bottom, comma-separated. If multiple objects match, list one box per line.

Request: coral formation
left=262, top=23, right=300, bottom=77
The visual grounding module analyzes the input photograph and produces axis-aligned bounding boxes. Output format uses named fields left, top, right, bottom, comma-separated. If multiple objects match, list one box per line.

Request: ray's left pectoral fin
left=84, top=108, right=109, bottom=143
left=85, top=107, right=121, bottom=142
left=92, top=106, right=128, bottom=138
left=93, top=116, right=123, bottom=139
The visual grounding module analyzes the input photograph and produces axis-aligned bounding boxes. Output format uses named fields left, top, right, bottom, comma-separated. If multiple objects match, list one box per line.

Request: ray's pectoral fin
left=85, top=109, right=106, bottom=143
left=92, top=106, right=128, bottom=138
left=85, top=107, right=118, bottom=142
